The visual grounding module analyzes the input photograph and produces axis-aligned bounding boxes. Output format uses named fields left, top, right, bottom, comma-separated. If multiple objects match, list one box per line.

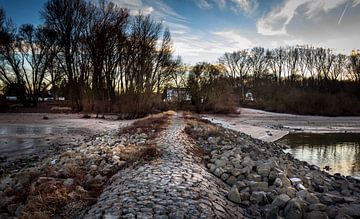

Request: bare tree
left=42, top=0, right=88, bottom=109
left=16, top=24, right=57, bottom=104
left=219, top=50, right=250, bottom=99
left=348, top=50, right=360, bottom=82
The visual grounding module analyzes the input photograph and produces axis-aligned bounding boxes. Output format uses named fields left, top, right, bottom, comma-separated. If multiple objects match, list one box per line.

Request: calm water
left=277, top=133, right=360, bottom=178
left=0, top=125, right=83, bottom=158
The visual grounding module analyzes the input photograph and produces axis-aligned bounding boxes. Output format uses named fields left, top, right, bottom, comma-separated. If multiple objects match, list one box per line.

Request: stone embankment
left=85, top=113, right=243, bottom=218
left=185, top=116, right=360, bottom=219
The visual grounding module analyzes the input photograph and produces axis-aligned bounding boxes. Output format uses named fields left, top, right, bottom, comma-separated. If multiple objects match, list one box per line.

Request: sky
left=1, top=0, right=359, bottom=64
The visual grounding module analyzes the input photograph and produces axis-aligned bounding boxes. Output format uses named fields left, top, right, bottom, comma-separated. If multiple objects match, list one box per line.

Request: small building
left=5, top=96, right=17, bottom=101
left=164, top=88, right=191, bottom=102
left=245, top=91, right=254, bottom=102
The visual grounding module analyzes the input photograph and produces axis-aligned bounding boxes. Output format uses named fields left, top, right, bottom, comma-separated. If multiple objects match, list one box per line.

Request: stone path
left=85, top=113, right=244, bottom=219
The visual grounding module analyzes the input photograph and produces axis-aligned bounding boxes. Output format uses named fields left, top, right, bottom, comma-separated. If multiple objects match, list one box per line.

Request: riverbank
left=1, top=112, right=360, bottom=218
left=185, top=114, right=360, bottom=218
left=0, top=113, right=135, bottom=174
left=202, top=108, right=360, bottom=142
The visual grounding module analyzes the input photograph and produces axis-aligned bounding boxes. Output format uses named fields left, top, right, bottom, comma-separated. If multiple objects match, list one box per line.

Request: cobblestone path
left=85, top=113, right=244, bottom=219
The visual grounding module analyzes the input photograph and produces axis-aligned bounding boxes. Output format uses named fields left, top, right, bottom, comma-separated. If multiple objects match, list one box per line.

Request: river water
left=0, top=125, right=85, bottom=159
left=277, top=133, right=360, bottom=178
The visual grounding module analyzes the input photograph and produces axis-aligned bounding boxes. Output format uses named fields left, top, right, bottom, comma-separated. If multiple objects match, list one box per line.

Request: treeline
left=0, top=0, right=179, bottom=117
left=217, top=47, right=360, bottom=115
left=1, top=0, right=360, bottom=116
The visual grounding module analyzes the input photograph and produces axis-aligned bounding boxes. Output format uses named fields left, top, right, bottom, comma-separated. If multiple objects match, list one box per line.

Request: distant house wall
left=164, top=88, right=191, bottom=102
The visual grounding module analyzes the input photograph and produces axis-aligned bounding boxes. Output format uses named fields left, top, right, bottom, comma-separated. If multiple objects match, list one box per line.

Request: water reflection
left=277, top=133, right=360, bottom=178
left=0, top=125, right=83, bottom=158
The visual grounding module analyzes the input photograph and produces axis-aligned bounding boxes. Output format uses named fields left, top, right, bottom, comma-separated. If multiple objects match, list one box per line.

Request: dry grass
left=183, top=111, right=223, bottom=145
left=121, top=111, right=174, bottom=137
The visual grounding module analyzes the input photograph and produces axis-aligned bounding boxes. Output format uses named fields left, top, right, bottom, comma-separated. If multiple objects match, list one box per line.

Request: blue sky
left=1, top=0, right=360, bottom=64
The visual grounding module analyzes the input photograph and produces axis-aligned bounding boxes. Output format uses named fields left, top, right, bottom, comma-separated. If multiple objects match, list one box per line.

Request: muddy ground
left=202, top=108, right=360, bottom=142
left=0, top=113, right=135, bottom=174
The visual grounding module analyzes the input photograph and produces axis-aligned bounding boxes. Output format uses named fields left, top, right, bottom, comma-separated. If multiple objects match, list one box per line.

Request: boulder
left=241, top=157, right=255, bottom=168
left=284, top=198, right=305, bottom=219
left=226, top=176, right=237, bottom=186
left=63, top=178, right=74, bottom=187
left=248, top=174, right=262, bottom=182
left=296, top=183, right=306, bottom=191
left=221, top=173, right=230, bottom=181
left=214, top=168, right=224, bottom=177
left=250, top=191, right=268, bottom=205
left=308, top=203, right=327, bottom=211
left=338, top=204, right=360, bottom=218
left=289, top=177, right=302, bottom=185
left=274, top=178, right=283, bottom=187
left=228, top=185, right=242, bottom=204
left=266, top=206, right=280, bottom=219
left=306, top=193, right=320, bottom=204
left=215, top=159, right=228, bottom=168
left=304, top=211, right=329, bottom=219
left=250, top=181, right=268, bottom=191
left=272, top=194, right=291, bottom=208
left=257, top=163, right=271, bottom=177
left=234, top=181, right=247, bottom=191
left=269, top=171, right=278, bottom=183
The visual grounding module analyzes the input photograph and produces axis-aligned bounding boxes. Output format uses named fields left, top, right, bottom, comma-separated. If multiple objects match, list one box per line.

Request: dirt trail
left=85, top=113, right=244, bottom=219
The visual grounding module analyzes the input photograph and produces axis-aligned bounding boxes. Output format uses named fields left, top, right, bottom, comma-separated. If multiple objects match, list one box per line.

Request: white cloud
left=215, top=0, right=227, bottom=9
left=256, top=0, right=359, bottom=36
left=195, top=0, right=213, bottom=9
left=171, top=28, right=254, bottom=64
left=194, top=0, right=258, bottom=15
left=107, top=0, right=186, bottom=21
left=108, top=0, right=150, bottom=15
left=212, top=30, right=252, bottom=49
left=230, top=0, right=258, bottom=15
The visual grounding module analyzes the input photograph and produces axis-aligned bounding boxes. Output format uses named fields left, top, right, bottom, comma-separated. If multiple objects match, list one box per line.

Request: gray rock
left=226, top=176, right=237, bottom=186
left=207, top=163, right=216, bottom=172
left=296, top=183, right=306, bottom=191
left=241, top=157, right=255, bottom=167
left=239, top=192, right=250, bottom=201
left=214, top=159, right=228, bottom=168
left=232, top=166, right=251, bottom=176
left=250, top=191, right=268, bottom=205
left=248, top=174, right=262, bottom=182
left=321, top=193, right=344, bottom=204
left=234, top=181, right=247, bottom=191
left=326, top=206, right=339, bottom=218
left=266, top=206, right=280, bottom=219
left=284, top=198, right=304, bottom=219
left=272, top=194, right=290, bottom=208
left=0, top=177, right=15, bottom=191
left=213, top=168, right=224, bottom=177
left=228, top=185, right=242, bottom=204
left=63, top=178, right=74, bottom=187
left=269, top=171, right=278, bottom=183
left=306, top=193, right=320, bottom=204
left=257, top=163, right=271, bottom=177
left=285, top=186, right=297, bottom=198
left=169, top=211, right=185, bottom=219
left=274, top=178, right=283, bottom=187
left=289, top=178, right=302, bottom=185
left=304, top=211, right=329, bottom=219
left=309, top=203, right=327, bottom=211
left=221, top=173, right=230, bottom=181
left=250, top=181, right=268, bottom=191
left=338, top=204, right=360, bottom=218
